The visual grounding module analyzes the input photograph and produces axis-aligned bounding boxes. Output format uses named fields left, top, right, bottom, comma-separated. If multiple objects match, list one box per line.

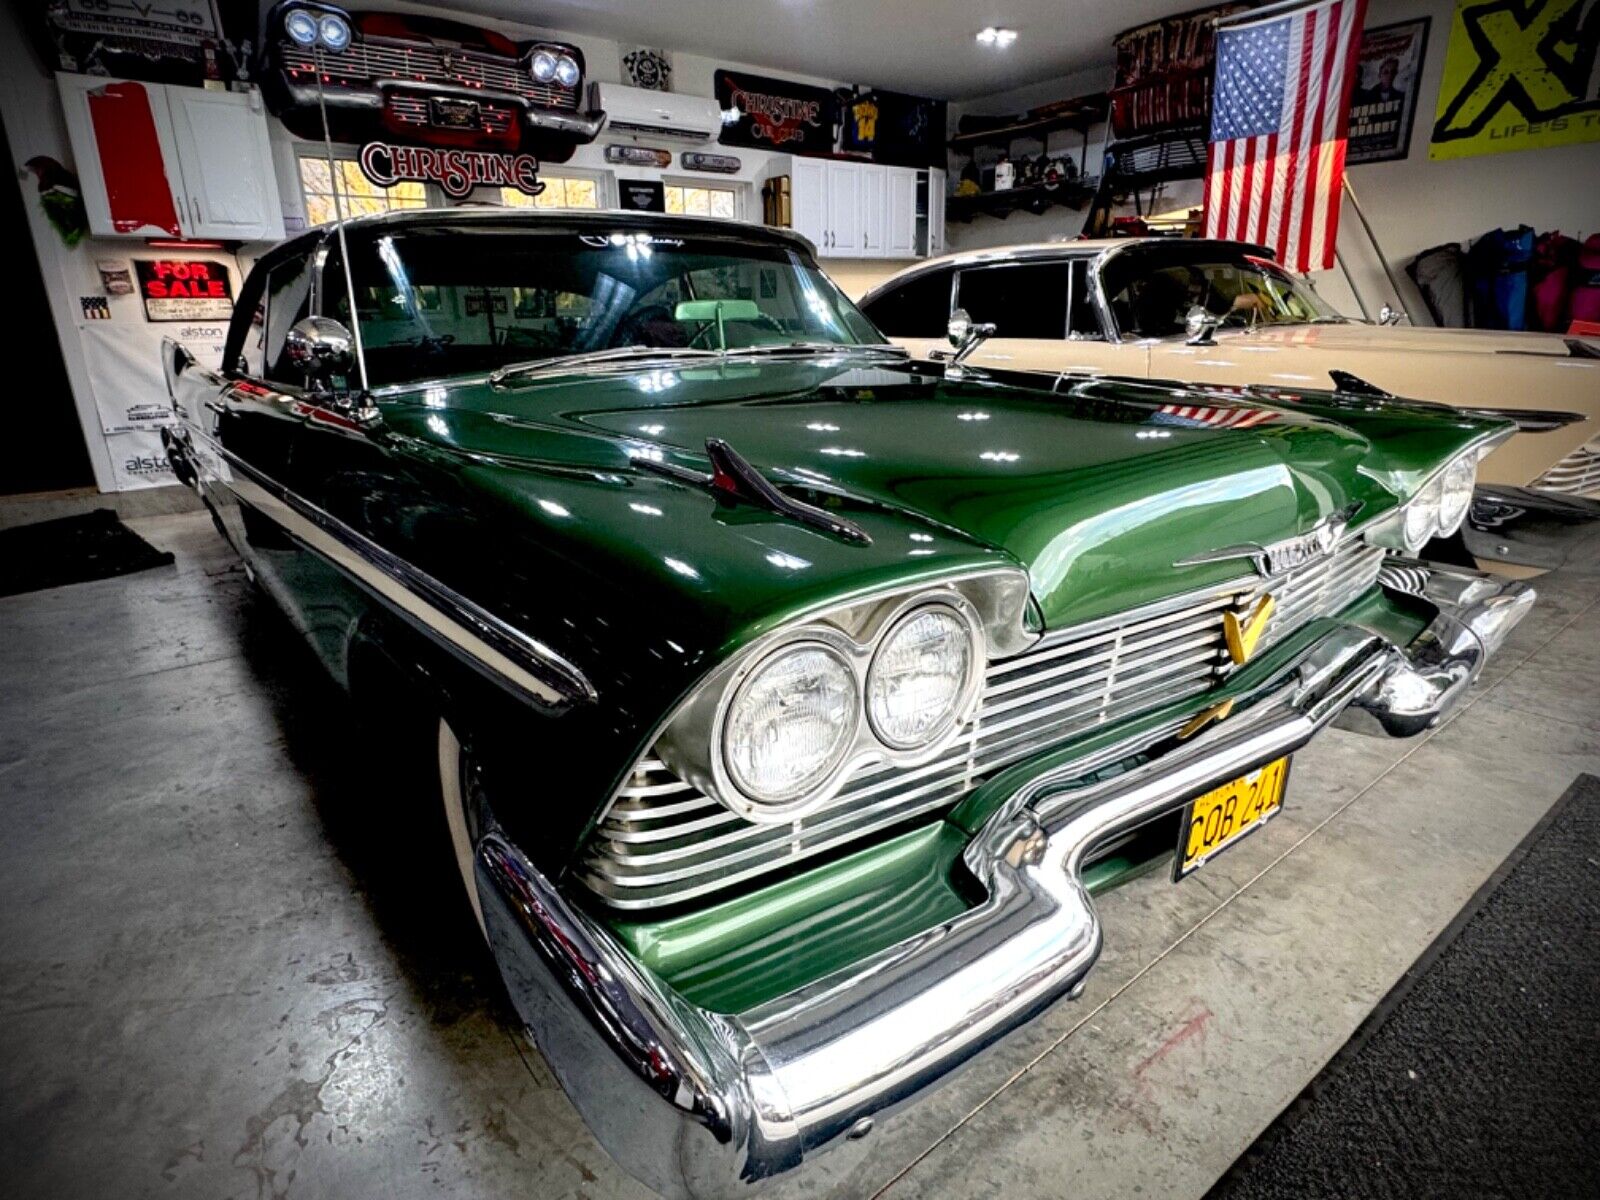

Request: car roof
left=269, top=206, right=819, bottom=262
left=857, top=237, right=1279, bottom=306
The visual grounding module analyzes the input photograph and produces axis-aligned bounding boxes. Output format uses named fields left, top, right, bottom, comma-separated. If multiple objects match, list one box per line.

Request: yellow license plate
left=1175, top=757, right=1291, bottom=878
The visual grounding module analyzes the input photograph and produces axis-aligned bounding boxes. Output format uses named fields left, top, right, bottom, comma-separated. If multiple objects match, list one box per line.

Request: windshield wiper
left=489, top=345, right=721, bottom=387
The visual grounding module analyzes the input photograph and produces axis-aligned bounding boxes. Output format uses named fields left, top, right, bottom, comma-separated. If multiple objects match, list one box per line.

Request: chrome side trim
left=221, top=450, right=595, bottom=709
left=477, top=561, right=1532, bottom=1199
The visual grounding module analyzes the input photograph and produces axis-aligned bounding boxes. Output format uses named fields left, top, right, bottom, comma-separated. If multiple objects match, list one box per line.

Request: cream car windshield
left=324, top=225, right=883, bottom=386
left=1103, top=249, right=1345, bottom=338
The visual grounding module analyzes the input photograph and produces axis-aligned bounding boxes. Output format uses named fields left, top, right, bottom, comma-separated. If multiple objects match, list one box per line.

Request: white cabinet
left=887, top=169, right=917, bottom=257
left=788, top=156, right=828, bottom=250
left=927, top=170, right=947, bottom=257
left=767, top=158, right=935, bottom=260
left=59, top=74, right=284, bottom=242
left=825, top=161, right=863, bottom=255
left=165, top=88, right=283, bottom=241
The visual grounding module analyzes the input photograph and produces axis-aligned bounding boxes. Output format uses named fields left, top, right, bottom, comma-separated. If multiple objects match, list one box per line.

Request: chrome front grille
left=281, top=42, right=579, bottom=109
left=1533, top=437, right=1600, bottom=497
left=578, top=538, right=1387, bottom=910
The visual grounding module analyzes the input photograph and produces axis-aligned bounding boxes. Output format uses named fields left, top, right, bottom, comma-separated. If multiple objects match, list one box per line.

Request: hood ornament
left=1174, top=504, right=1361, bottom=579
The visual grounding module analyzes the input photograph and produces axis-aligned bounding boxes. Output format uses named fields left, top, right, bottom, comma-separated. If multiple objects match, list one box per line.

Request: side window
left=860, top=268, right=953, bottom=337
left=1067, top=260, right=1104, bottom=338
left=956, top=262, right=1070, bottom=339
left=262, top=253, right=317, bottom=385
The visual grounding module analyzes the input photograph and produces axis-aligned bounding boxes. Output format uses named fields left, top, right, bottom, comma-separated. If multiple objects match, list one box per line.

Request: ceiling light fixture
left=976, top=26, right=1018, bottom=47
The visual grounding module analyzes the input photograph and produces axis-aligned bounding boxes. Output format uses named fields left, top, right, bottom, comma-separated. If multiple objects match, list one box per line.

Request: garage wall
left=944, top=0, right=1600, bottom=323
left=0, top=1, right=912, bottom=493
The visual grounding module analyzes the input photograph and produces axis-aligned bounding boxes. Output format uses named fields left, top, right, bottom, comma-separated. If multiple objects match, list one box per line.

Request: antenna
left=313, top=45, right=370, bottom=395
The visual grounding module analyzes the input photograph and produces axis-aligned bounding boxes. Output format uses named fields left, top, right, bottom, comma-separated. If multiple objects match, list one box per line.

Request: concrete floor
left=2, top=502, right=1597, bottom=1200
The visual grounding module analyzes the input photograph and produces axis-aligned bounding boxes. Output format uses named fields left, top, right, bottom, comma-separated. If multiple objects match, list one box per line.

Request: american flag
left=1203, top=0, right=1366, bottom=272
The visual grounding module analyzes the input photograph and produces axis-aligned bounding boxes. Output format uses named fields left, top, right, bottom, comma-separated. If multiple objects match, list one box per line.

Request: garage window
left=499, top=174, right=602, bottom=209
left=666, top=184, right=738, bottom=219
left=298, top=155, right=427, bottom=225
left=955, top=262, right=1070, bottom=339
left=859, top=267, right=954, bottom=337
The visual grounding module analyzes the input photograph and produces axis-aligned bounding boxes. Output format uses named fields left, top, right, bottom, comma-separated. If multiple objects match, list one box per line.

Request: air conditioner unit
left=590, top=83, right=722, bottom=142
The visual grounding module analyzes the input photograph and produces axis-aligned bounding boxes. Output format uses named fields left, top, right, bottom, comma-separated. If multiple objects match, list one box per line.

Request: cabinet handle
left=190, top=197, right=202, bottom=227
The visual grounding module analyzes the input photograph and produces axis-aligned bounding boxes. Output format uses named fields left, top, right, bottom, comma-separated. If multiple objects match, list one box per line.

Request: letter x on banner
left=1204, top=0, right=1367, bottom=272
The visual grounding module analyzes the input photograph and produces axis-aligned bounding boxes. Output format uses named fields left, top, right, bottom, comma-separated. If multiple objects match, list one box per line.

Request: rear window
left=860, top=268, right=953, bottom=337
left=956, top=262, right=1070, bottom=339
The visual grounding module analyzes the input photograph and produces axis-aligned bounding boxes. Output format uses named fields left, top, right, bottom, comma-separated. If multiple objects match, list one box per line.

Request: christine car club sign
left=714, top=70, right=838, bottom=151
left=358, top=142, right=544, bottom=200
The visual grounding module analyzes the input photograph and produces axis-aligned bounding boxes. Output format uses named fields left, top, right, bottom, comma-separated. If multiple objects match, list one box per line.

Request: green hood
left=382, top=355, right=1499, bottom=634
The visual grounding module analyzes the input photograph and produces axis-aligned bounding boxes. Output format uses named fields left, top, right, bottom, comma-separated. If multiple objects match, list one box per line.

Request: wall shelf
left=947, top=178, right=1098, bottom=223
left=947, top=94, right=1109, bottom=152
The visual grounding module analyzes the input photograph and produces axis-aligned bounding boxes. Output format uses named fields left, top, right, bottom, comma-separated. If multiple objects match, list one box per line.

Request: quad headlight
left=722, top=642, right=858, bottom=808
left=531, top=46, right=581, bottom=87
left=867, top=605, right=978, bottom=750
left=554, top=54, right=582, bottom=88
left=1369, top=448, right=1480, bottom=553
left=530, top=49, right=558, bottom=82
left=283, top=6, right=350, bottom=51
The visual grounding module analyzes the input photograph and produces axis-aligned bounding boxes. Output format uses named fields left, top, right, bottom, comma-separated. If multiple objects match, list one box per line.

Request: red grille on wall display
left=85, top=82, right=181, bottom=236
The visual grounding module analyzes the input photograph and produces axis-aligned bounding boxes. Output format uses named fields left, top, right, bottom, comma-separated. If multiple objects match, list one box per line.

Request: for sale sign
left=135, top=259, right=233, bottom=322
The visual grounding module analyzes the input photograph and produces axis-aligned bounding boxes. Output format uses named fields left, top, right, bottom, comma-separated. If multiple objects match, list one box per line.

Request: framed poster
left=618, top=179, right=666, bottom=212
left=1347, top=18, right=1430, bottom=164
left=1429, top=0, right=1600, bottom=160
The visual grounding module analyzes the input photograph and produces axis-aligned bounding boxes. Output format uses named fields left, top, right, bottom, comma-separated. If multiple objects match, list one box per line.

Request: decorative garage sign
left=358, top=142, right=544, bottom=199
left=714, top=70, right=837, bottom=152
left=135, top=259, right=233, bottom=322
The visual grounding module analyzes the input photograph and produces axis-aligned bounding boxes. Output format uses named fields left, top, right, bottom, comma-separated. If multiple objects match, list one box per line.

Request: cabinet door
left=927, top=171, right=947, bottom=257
left=166, top=88, right=285, bottom=242
left=887, top=169, right=917, bottom=257
left=859, top=166, right=887, bottom=258
left=789, top=157, right=828, bottom=251
left=58, top=74, right=185, bottom=238
left=826, top=161, right=862, bottom=256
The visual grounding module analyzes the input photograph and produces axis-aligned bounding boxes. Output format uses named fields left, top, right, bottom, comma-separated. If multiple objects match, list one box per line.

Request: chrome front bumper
left=475, top=561, right=1533, bottom=1199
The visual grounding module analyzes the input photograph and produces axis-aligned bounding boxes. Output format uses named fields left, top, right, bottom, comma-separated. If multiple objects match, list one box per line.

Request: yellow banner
left=1429, top=0, right=1600, bottom=159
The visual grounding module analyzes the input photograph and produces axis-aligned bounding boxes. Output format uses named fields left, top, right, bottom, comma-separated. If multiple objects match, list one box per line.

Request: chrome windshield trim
left=220, top=449, right=596, bottom=709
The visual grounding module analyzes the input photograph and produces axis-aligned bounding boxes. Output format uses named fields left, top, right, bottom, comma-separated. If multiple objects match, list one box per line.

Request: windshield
left=324, top=224, right=884, bottom=386
left=1101, top=245, right=1344, bottom=338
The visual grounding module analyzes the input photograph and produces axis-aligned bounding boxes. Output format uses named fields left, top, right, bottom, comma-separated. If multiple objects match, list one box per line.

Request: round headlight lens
left=1402, top=475, right=1442, bottom=551
left=1436, top=455, right=1476, bottom=536
left=723, top=643, right=857, bottom=806
left=554, top=54, right=581, bottom=88
left=866, top=606, right=976, bottom=750
left=531, top=50, right=558, bottom=81
left=317, top=13, right=351, bottom=51
left=284, top=9, right=319, bottom=45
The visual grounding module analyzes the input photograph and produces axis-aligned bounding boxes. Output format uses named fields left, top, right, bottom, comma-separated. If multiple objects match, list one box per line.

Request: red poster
left=86, top=82, right=181, bottom=236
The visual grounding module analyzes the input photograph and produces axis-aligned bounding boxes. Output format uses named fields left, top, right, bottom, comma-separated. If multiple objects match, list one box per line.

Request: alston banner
left=1429, top=0, right=1600, bottom=159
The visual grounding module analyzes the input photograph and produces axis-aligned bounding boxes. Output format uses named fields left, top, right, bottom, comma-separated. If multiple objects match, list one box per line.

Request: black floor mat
left=1208, top=773, right=1600, bottom=1200
left=0, top=508, right=174, bottom=597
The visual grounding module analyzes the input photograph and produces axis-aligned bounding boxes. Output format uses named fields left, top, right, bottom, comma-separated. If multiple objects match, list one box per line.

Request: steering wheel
left=615, top=304, right=676, bottom=346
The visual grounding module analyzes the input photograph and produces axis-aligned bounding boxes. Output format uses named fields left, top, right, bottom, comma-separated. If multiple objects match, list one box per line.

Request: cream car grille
left=1533, top=436, right=1600, bottom=497
left=578, top=538, right=1387, bottom=910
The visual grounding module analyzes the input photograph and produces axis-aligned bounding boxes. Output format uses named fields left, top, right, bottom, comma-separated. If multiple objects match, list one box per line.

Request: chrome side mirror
left=1378, top=303, right=1405, bottom=326
left=1184, top=305, right=1220, bottom=346
left=943, top=307, right=997, bottom=366
left=286, top=316, right=355, bottom=385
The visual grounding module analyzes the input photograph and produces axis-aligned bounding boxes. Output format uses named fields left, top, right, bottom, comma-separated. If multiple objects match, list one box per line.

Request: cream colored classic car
left=859, top=239, right=1600, bottom=568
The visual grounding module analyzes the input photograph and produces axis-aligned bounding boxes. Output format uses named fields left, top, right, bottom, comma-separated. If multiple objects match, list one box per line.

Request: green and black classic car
left=162, top=209, right=1532, bottom=1198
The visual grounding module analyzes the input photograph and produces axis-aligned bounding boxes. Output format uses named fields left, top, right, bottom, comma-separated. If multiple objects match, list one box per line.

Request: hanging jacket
left=1407, top=242, right=1468, bottom=327
left=1571, top=233, right=1600, bottom=328
left=1530, top=232, right=1578, bottom=331
left=1467, top=225, right=1534, bottom=330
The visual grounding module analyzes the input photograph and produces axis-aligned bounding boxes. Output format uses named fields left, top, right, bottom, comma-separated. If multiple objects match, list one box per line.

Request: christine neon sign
left=358, top=142, right=544, bottom=200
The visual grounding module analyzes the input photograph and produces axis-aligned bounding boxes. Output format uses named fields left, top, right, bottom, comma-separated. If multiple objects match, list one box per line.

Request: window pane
left=683, top=187, right=710, bottom=216
left=710, top=190, right=735, bottom=219
left=566, top=178, right=598, bottom=208
left=305, top=194, right=338, bottom=226
left=957, top=263, right=1069, bottom=339
left=860, top=268, right=953, bottom=337
left=299, top=158, right=331, bottom=194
